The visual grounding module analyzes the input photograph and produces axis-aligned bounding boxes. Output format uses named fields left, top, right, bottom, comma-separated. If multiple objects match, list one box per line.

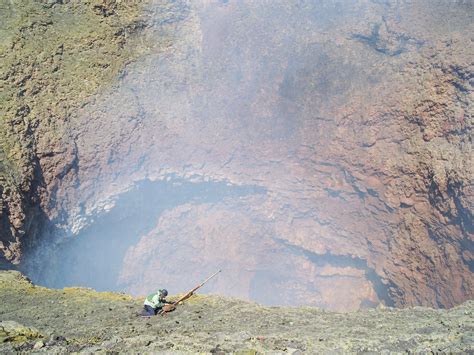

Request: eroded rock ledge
left=1, top=271, right=473, bottom=353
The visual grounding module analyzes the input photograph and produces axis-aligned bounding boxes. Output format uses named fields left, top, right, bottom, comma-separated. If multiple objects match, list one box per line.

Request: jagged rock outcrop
left=0, top=0, right=148, bottom=265
left=0, top=1, right=472, bottom=311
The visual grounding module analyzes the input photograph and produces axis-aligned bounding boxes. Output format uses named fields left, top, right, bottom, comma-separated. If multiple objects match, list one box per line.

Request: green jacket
left=144, top=290, right=167, bottom=309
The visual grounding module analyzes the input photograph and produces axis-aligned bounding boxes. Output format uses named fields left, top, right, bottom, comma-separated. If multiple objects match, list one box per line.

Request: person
left=141, top=289, right=173, bottom=317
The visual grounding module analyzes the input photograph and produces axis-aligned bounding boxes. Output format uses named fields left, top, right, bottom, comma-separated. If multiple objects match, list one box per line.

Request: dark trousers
left=142, top=305, right=158, bottom=316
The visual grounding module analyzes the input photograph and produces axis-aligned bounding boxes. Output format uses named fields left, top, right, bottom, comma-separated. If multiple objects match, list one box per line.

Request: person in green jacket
left=141, top=289, right=173, bottom=317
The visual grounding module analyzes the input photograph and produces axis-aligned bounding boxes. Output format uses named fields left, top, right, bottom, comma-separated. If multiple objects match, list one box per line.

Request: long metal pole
left=199, top=269, right=222, bottom=287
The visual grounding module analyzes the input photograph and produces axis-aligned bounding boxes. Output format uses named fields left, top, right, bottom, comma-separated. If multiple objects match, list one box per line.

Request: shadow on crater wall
left=26, top=176, right=265, bottom=292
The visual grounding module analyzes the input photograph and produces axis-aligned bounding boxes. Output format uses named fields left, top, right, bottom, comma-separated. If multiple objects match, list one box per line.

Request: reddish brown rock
left=1, top=1, right=472, bottom=311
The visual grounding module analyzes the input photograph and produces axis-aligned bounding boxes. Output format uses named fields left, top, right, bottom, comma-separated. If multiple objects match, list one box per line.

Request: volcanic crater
left=0, top=0, right=472, bottom=312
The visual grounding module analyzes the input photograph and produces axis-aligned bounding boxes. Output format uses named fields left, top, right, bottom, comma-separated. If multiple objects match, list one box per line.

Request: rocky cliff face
left=0, top=0, right=148, bottom=264
left=0, top=1, right=472, bottom=311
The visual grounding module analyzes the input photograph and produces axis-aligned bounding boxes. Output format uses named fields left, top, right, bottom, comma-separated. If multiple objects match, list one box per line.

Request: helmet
left=160, top=289, right=168, bottom=297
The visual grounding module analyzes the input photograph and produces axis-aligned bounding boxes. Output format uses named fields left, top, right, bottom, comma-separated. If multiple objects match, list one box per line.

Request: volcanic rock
left=0, top=1, right=472, bottom=311
left=1, top=270, right=473, bottom=353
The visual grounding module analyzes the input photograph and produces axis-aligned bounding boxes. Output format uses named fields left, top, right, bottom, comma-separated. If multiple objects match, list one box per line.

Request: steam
left=23, top=0, right=473, bottom=311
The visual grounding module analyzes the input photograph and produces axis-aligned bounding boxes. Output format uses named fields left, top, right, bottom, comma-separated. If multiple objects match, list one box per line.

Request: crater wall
left=1, top=0, right=472, bottom=311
